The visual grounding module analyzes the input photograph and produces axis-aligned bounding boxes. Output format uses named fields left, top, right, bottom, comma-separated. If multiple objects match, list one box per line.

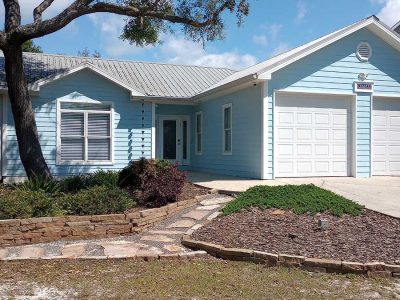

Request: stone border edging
left=181, top=236, right=400, bottom=278
left=0, top=195, right=210, bottom=247
left=1, top=250, right=209, bottom=262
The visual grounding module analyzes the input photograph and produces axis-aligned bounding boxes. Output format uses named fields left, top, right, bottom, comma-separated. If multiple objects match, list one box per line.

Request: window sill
left=56, top=161, right=114, bottom=166
left=222, top=152, right=232, bottom=156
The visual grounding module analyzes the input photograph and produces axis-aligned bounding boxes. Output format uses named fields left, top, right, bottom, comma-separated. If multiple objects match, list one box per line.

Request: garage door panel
left=315, top=129, right=329, bottom=140
left=276, top=94, right=351, bottom=178
left=298, top=161, right=313, bottom=173
left=373, top=130, right=386, bottom=141
left=315, top=144, right=329, bottom=156
left=278, top=128, right=293, bottom=139
left=297, top=128, right=312, bottom=140
left=297, top=144, right=312, bottom=156
left=373, top=98, right=400, bottom=176
left=390, top=130, right=400, bottom=141
left=278, top=112, right=294, bottom=123
left=373, top=145, right=386, bottom=155
left=315, top=161, right=329, bottom=173
left=298, top=113, right=312, bottom=124
left=374, top=115, right=386, bottom=126
left=333, top=114, right=347, bottom=125
left=390, top=116, right=400, bottom=126
left=332, top=144, right=346, bottom=156
left=315, top=113, right=329, bottom=125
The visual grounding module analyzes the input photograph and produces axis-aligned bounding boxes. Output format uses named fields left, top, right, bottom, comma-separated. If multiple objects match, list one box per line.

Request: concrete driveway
left=188, top=172, right=400, bottom=218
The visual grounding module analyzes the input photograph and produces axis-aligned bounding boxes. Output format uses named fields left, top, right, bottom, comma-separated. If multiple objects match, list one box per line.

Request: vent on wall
left=356, top=42, right=372, bottom=61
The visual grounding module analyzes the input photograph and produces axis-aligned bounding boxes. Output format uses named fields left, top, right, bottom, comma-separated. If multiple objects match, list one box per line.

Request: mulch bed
left=192, top=208, right=400, bottom=264
left=126, top=182, right=209, bottom=212
left=178, top=182, right=209, bottom=201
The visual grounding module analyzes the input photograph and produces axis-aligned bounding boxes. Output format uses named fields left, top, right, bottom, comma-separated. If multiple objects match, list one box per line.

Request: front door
left=159, top=116, right=190, bottom=165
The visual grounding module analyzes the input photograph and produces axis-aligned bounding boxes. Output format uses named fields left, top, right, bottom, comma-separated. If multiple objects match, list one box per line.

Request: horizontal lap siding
left=191, top=86, right=262, bottom=178
left=356, top=93, right=372, bottom=177
left=5, top=69, right=152, bottom=177
left=267, top=28, right=400, bottom=178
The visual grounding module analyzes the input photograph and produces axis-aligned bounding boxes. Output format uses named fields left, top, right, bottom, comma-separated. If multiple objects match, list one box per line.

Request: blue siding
left=5, top=69, right=152, bottom=178
left=268, top=28, right=400, bottom=178
left=191, top=86, right=263, bottom=178
left=356, top=93, right=372, bottom=177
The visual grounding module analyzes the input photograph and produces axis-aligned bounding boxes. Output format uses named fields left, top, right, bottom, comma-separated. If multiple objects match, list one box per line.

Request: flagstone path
left=0, top=194, right=233, bottom=261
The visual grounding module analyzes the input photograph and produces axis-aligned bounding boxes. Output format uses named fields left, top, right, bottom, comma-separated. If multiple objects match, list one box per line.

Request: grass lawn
left=223, top=184, right=364, bottom=216
left=0, top=258, right=398, bottom=299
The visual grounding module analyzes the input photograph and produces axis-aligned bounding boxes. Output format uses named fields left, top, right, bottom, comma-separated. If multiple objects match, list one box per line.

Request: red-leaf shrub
left=118, top=158, right=158, bottom=190
left=142, top=165, right=187, bottom=207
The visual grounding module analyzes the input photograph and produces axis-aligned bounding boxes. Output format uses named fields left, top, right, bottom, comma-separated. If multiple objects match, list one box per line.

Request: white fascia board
left=258, top=18, right=376, bottom=79
left=29, top=63, right=145, bottom=98
left=192, top=74, right=258, bottom=101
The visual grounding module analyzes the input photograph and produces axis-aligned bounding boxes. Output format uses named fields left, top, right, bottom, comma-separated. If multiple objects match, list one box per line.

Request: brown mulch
left=192, top=208, right=400, bottom=264
left=177, top=182, right=209, bottom=201
left=125, top=182, right=209, bottom=212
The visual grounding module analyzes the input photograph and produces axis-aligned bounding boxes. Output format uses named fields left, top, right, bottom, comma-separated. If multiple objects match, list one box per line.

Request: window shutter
left=88, top=139, right=110, bottom=160
left=88, top=114, right=110, bottom=136
left=61, top=113, right=84, bottom=136
left=61, top=138, right=84, bottom=160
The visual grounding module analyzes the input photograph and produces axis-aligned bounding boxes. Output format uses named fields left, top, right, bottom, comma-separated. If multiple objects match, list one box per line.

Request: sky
left=1, top=0, right=400, bottom=70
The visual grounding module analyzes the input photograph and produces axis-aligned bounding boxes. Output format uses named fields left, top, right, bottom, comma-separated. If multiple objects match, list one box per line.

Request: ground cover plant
left=0, top=159, right=188, bottom=219
left=223, top=184, right=364, bottom=217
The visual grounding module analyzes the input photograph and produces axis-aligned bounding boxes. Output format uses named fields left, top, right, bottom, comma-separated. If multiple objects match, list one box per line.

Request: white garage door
left=372, top=98, right=400, bottom=176
left=275, top=94, right=352, bottom=177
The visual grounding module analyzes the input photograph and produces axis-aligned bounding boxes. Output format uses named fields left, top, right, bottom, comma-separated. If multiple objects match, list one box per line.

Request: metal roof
left=0, top=52, right=236, bottom=99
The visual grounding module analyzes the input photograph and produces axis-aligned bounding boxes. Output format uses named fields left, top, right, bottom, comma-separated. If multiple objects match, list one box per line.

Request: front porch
left=188, top=171, right=400, bottom=218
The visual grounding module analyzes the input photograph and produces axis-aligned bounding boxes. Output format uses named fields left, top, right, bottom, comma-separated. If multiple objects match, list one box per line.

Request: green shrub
left=0, top=190, right=61, bottom=219
left=57, top=185, right=135, bottom=215
left=16, top=173, right=60, bottom=195
left=118, top=158, right=158, bottom=190
left=61, top=170, right=119, bottom=193
left=222, top=184, right=364, bottom=217
left=155, top=159, right=173, bottom=171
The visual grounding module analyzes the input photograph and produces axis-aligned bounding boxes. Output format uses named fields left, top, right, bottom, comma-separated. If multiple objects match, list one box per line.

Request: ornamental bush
left=118, top=158, right=160, bottom=190
left=57, top=185, right=135, bottom=216
left=142, top=165, right=187, bottom=207
left=60, top=170, right=119, bottom=193
left=0, top=190, right=61, bottom=219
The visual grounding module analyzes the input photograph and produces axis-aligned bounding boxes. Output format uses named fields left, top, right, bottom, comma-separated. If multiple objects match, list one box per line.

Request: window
left=195, top=111, right=203, bottom=154
left=356, top=42, right=372, bottom=61
left=57, top=101, right=113, bottom=164
left=222, top=104, right=232, bottom=155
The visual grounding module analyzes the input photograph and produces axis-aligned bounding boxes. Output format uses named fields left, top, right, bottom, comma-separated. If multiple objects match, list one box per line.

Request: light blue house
left=1, top=15, right=400, bottom=182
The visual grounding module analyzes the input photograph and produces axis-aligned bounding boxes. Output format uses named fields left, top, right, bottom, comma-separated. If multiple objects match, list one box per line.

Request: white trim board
left=222, top=103, right=233, bottom=156
left=56, top=94, right=115, bottom=166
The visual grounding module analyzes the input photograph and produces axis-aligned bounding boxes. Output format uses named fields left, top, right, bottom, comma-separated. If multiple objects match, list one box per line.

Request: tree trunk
left=3, top=45, right=52, bottom=179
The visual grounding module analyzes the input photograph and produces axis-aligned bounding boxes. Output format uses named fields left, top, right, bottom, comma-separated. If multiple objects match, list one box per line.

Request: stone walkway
left=0, top=194, right=233, bottom=261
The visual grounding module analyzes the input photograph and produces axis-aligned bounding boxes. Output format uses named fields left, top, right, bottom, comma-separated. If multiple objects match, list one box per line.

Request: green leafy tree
left=0, top=0, right=249, bottom=179
left=22, top=40, right=43, bottom=53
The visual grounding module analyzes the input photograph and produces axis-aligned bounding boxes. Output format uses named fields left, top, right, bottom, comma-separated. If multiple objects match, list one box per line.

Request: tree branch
left=16, top=1, right=221, bottom=41
left=3, top=0, right=21, bottom=32
left=33, top=0, right=56, bottom=24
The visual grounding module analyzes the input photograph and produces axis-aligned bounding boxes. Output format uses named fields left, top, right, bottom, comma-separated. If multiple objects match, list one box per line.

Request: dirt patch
left=192, top=208, right=400, bottom=264
left=126, top=182, right=209, bottom=213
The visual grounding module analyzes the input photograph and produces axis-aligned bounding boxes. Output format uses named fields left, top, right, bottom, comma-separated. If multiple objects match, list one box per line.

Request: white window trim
left=195, top=111, right=203, bottom=155
left=56, top=97, right=114, bottom=166
left=356, top=42, right=372, bottom=62
left=222, top=103, right=232, bottom=155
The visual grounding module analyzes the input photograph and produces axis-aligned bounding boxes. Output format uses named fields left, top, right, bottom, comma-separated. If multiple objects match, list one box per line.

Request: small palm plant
left=16, top=172, right=60, bottom=195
